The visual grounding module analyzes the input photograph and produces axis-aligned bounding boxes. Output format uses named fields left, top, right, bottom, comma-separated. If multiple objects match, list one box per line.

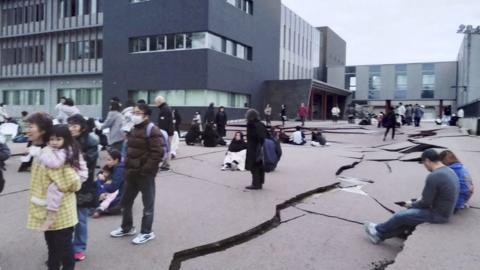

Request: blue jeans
left=375, top=208, right=447, bottom=240
left=73, top=207, right=88, bottom=253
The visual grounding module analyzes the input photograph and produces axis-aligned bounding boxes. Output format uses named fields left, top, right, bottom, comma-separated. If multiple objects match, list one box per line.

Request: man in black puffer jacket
left=245, top=109, right=267, bottom=190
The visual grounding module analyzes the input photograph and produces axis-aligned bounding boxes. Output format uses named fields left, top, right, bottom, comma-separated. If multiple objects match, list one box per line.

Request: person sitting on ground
left=203, top=122, right=219, bottom=147
left=185, top=120, right=202, bottom=146
left=13, top=111, right=30, bottom=143
left=264, top=130, right=282, bottom=172
left=289, top=126, right=306, bottom=145
left=439, top=150, right=474, bottom=210
left=222, top=132, right=247, bottom=171
left=92, top=149, right=124, bottom=218
left=364, top=149, right=459, bottom=244
left=278, top=130, right=290, bottom=144
left=311, top=129, right=327, bottom=147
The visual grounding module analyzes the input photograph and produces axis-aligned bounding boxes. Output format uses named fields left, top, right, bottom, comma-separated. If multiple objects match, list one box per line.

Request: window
left=1, top=45, right=45, bottom=66
left=394, top=64, right=408, bottom=99
left=58, top=88, right=102, bottom=105
left=57, top=40, right=102, bottom=61
left=368, top=65, right=381, bottom=99
left=128, top=89, right=250, bottom=108
left=2, top=2, right=45, bottom=26
left=129, top=32, right=252, bottom=61
left=421, top=64, right=435, bottom=99
left=2, top=90, right=45, bottom=105
left=130, top=0, right=150, bottom=3
left=226, top=0, right=253, bottom=15
left=59, top=0, right=102, bottom=17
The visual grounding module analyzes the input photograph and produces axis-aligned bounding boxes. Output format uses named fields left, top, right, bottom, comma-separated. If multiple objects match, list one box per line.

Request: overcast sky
left=282, top=0, right=479, bottom=65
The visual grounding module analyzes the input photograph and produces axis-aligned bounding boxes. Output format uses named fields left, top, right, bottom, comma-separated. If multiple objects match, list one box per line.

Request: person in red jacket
left=298, top=103, right=308, bottom=127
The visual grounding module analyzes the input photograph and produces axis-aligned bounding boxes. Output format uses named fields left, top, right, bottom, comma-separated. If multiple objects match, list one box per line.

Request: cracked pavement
left=1, top=122, right=479, bottom=270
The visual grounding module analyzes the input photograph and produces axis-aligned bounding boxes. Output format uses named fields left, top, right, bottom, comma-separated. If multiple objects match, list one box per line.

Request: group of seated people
left=278, top=126, right=327, bottom=147
left=222, top=130, right=283, bottom=173
left=185, top=121, right=226, bottom=148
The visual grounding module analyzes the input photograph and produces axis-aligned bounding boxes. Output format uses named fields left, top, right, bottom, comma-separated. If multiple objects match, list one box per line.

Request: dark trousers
left=384, top=126, right=395, bottom=139
left=414, top=117, right=421, bottom=127
left=44, top=227, right=75, bottom=270
left=300, top=116, right=305, bottom=127
left=121, top=174, right=156, bottom=234
left=265, top=115, right=271, bottom=126
left=250, top=163, right=265, bottom=188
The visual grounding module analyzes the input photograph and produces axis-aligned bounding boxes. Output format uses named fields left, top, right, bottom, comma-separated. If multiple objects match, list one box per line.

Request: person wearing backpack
left=263, top=131, right=282, bottom=173
left=110, top=104, right=165, bottom=245
left=245, top=109, right=267, bottom=190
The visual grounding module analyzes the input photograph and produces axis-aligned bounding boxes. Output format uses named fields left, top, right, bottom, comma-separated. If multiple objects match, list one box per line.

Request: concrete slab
left=388, top=209, right=480, bottom=270
left=380, top=141, right=417, bottom=152
left=182, top=214, right=403, bottom=270
left=411, top=136, right=480, bottom=152
left=364, top=151, right=403, bottom=161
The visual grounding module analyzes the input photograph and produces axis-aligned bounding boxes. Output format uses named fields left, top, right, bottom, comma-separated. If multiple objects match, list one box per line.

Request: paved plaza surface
left=1, top=121, right=480, bottom=270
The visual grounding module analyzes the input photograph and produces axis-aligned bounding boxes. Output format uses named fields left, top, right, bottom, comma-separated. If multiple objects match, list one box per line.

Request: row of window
left=130, top=32, right=253, bottom=61
left=226, top=0, right=253, bottom=15
left=282, top=25, right=312, bottom=60
left=58, top=88, right=102, bottom=105
left=1, top=45, right=44, bottom=66
left=281, top=60, right=312, bottom=79
left=2, top=2, right=45, bottom=26
left=3, top=89, right=45, bottom=105
left=1, top=88, right=102, bottom=106
left=128, top=89, right=250, bottom=109
left=59, top=0, right=103, bottom=18
left=57, top=40, right=103, bottom=61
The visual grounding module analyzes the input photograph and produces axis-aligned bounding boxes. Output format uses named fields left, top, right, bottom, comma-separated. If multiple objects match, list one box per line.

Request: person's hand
left=404, top=200, right=413, bottom=208
left=99, top=193, right=107, bottom=201
left=97, top=173, right=105, bottom=181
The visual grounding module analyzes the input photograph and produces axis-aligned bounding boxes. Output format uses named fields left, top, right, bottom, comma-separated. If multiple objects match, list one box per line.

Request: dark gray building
left=0, top=0, right=103, bottom=118
left=103, top=0, right=281, bottom=120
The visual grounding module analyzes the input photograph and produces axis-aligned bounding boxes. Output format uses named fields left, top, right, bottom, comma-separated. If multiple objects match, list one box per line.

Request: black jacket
left=76, top=132, right=99, bottom=208
left=157, top=103, right=174, bottom=136
left=215, top=112, right=227, bottom=126
left=204, top=106, right=215, bottom=124
left=382, top=111, right=397, bottom=128
left=246, top=120, right=267, bottom=171
left=203, top=124, right=219, bottom=147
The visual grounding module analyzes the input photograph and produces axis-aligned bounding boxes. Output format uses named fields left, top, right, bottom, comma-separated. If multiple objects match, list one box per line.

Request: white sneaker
left=132, top=232, right=156, bottom=245
left=110, top=227, right=136, bottom=238
left=364, top=222, right=381, bottom=244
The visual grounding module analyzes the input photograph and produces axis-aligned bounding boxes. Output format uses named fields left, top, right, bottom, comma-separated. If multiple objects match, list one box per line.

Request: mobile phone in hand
left=395, top=201, right=406, bottom=207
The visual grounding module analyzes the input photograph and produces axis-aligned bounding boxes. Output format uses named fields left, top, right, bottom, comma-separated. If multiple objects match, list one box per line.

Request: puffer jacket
left=125, top=120, right=165, bottom=177
left=76, top=132, right=99, bottom=208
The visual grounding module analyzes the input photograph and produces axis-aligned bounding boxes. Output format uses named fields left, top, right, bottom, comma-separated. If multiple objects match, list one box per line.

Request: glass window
left=2, top=90, right=45, bottom=105
left=175, top=34, right=185, bottom=49
left=156, top=35, right=166, bottom=50
left=207, top=33, right=223, bottom=52
left=236, top=44, right=245, bottom=59
left=58, top=88, right=102, bottom=105
left=131, top=37, right=148, bottom=53
left=225, top=40, right=235, bottom=56
left=186, top=90, right=206, bottom=106
left=189, top=32, right=206, bottom=49
left=166, top=34, right=175, bottom=50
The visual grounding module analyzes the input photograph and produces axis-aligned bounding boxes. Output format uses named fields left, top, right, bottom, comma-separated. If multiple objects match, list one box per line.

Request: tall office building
left=0, top=0, right=104, bottom=118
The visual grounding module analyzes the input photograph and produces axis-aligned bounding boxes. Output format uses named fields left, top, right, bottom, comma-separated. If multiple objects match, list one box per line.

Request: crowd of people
left=0, top=95, right=475, bottom=269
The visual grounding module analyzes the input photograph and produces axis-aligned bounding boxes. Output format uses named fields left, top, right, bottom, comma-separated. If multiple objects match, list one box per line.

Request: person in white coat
left=331, top=106, right=341, bottom=123
left=0, top=103, right=9, bottom=124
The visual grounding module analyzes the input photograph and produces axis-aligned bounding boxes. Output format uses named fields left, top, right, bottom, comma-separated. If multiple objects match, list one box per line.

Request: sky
left=282, top=0, right=479, bottom=66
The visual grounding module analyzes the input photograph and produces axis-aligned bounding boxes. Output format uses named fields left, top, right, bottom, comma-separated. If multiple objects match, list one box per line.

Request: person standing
left=331, top=106, right=341, bottom=123
left=245, top=109, right=267, bottom=190
left=172, top=109, right=182, bottom=134
left=26, top=113, right=80, bottom=270
left=347, top=106, right=356, bottom=124
left=280, top=104, right=287, bottom=126
left=215, top=106, right=228, bottom=138
left=382, top=107, right=396, bottom=141
left=397, top=103, right=406, bottom=125
left=364, top=149, right=459, bottom=244
left=264, top=104, right=272, bottom=127
left=110, top=104, right=165, bottom=245
left=204, top=103, right=215, bottom=125
left=67, top=114, right=99, bottom=261
left=443, top=106, right=452, bottom=125
left=100, top=101, right=124, bottom=152
left=413, top=104, right=424, bottom=127
left=298, top=103, right=308, bottom=127
left=155, top=96, right=174, bottom=172
left=404, top=105, right=412, bottom=125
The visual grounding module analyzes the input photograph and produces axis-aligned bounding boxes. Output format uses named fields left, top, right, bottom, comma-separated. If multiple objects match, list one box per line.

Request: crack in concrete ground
left=169, top=170, right=241, bottom=191
left=0, top=188, right=29, bottom=197
left=293, top=205, right=364, bottom=225
left=168, top=182, right=340, bottom=270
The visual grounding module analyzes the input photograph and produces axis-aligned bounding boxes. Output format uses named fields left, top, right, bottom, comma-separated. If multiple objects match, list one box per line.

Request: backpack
left=146, top=123, right=170, bottom=161
left=263, top=138, right=278, bottom=172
